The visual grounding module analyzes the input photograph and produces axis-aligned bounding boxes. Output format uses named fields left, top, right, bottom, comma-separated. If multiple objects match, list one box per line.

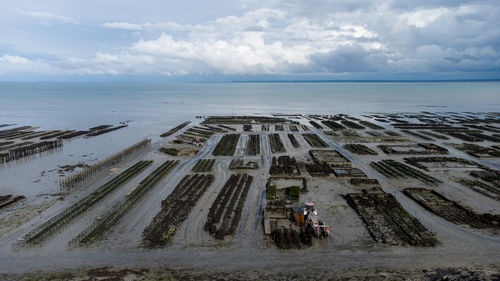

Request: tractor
left=293, top=202, right=329, bottom=238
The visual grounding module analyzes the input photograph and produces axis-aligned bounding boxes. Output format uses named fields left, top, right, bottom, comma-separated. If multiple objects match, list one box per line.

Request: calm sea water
left=1, top=81, right=499, bottom=195
left=1, top=81, right=499, bottom=130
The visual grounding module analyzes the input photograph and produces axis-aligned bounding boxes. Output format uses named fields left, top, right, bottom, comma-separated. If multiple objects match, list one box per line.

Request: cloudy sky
left=0, top=0, right=499, bottom=81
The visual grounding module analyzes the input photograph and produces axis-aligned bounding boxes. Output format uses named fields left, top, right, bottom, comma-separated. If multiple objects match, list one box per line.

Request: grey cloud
left=243, top=26, right=265, bottom=31
left=310, top=44, right=388, bottom=73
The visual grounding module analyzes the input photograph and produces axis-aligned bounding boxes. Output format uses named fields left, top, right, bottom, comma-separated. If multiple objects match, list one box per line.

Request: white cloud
left=103, top=8, right=285, bottom=33
left=10, top=8, right=78, bottom=24
left=0, top=55, right=53, bottom=74
left=398, top=8, right=449, bottom=28
left=130, top=32, right=312, bottom=74
left=0, top=54, right=30, bottom=64
left=103, top=22, right=142, bottom=31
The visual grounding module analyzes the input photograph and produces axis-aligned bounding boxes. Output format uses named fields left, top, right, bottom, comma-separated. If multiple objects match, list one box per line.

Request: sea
left=0, top=81, right=499, bottom=195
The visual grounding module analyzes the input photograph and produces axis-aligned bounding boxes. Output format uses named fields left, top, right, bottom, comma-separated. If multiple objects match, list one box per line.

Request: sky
left=0, top=0, right=499, bottom=81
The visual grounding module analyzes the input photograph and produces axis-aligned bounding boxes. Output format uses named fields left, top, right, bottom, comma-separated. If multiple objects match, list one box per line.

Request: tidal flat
left=0, top=112, right=499, bottom=280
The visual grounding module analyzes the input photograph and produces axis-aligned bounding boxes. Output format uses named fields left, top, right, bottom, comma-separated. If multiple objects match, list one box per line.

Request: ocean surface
left=0, top=81, right=499, bottom=195
left=2, top=81, right=500, bottom=132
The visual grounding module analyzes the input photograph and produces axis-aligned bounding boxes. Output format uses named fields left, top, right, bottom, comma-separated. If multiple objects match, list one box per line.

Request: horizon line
left=0, top=79, right=499, bottom=83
